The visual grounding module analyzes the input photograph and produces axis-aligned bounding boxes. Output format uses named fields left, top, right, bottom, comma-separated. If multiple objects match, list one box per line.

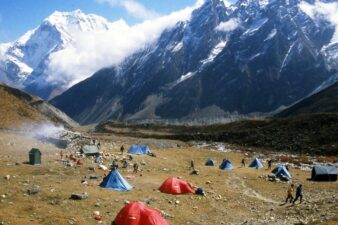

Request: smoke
left=46, top=0, right=205, bottom=88
left=21, top=122, right=65, bottom=139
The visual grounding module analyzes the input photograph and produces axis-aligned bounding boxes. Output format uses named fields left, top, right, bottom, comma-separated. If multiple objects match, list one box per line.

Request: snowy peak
left=43, top=9, right=111, bottom=33
left=0, top=10, right=113, bottom=93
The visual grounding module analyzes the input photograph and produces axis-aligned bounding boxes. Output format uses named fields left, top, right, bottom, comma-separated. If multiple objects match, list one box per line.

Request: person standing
left=190, top=160, right=195, bottom=170
left=120, top=145, right=125, bottom=155
left=293, top=184, right=303, bottom=204
left=122, top=159, right=128, bottom=168
left=60, top=150, right=64, bottom=160
left=241, top=158, right=246, bottom=167
left=267, top=159, right=272, bottom=169
left=133, top=163, right=139, bottom=173
left=285, top=184, right=294, bottom=203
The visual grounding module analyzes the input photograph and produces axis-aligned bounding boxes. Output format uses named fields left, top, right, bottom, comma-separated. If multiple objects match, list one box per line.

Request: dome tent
left=100, top=169, right=133, bottom=191
left=113, top=202, right=170, bottom=225
left=219, top=159, right=234, bottom=170
left=249, top=158, right=264, bottom=169
left=272, top=165, right=292, bottom=179
left=205, top=158, right=215, bottom=166
left=128, top=145, right=150, bottom=155
left=159, top=177, right=194, bottom=195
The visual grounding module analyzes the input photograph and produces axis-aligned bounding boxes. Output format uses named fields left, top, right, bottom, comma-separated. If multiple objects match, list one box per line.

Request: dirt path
left=228, top=173, right=280, bottom=204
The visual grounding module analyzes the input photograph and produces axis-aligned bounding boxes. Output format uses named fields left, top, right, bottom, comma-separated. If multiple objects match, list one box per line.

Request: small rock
left=70, top=192, right=88, bottom=200
left=27, top=186, right=40, bottom=195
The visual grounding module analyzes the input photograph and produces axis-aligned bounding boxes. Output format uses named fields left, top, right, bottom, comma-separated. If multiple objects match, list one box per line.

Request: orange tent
left=114, top=202, right=170, bottom=225
left=159, top=177, right=195, bottom=195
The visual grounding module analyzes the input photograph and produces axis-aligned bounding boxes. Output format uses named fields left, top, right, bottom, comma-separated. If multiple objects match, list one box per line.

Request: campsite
left=0, top=128, right=337, bottom=225
left=1, top=0, right=338, bottom=224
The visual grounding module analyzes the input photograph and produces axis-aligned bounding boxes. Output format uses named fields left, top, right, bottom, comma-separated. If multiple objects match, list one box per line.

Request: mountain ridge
left=277, top=81, right=338, bottom=117
left=0, top=83, right=78, bottom=129
left=0, top=9, right=112, bottom=100
left=51, top=0, right=338, bottom=124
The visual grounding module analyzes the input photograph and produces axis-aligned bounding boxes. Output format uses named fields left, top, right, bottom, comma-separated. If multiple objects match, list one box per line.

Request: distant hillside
left=97, top=113, right=338, bottom=156
left=277, top=82, right=338, bottom=117
left=0, top=83, right=78, bottom=129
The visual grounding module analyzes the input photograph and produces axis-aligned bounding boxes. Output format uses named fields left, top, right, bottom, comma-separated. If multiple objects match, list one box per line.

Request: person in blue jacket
left=293, top=184, right=303, bottom=204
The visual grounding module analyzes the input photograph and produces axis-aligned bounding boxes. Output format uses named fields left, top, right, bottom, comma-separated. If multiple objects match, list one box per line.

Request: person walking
left=120, top=145, right=125, bottom=155
left=285, top=184, right=294, bottom=203
left=293, top=184, right=303, bottom=204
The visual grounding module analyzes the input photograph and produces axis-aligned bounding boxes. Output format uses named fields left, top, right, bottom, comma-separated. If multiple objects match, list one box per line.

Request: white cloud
left=220, top=0, right=232, bottom=7
left=96, top=0, right=159, bottom=20
left=216, top=18, right=241, bottom=32
left=299, top=0, right=338, bottom=43
left=46, top=0, right=205, bottom=87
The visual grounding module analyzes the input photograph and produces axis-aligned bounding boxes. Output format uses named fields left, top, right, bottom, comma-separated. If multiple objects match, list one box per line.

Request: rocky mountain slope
left=0, top=10, right=111, bottom=100
left=277, top=81, right=338, bottom=117
left=0, top=83, right=78, bottom=129
left=51, top=0, right=338, bottom=124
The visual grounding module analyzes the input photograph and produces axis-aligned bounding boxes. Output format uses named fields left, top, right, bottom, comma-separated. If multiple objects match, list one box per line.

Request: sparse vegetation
left=97, top=113, right=338, bottom=156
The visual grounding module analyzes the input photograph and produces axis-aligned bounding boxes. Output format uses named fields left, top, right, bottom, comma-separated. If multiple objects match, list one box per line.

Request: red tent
left=159, top=177, right=195, bottom=195
left=114, top=202, right=170, bottom=225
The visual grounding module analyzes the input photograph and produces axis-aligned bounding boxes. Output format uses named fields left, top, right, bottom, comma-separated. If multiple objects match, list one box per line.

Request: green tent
left=81, top=145, right=99, bottom=156
left=29, top=148, right=41, bottom=165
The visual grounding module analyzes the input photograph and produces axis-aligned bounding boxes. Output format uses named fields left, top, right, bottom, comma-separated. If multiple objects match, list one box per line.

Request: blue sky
left=0, top=0, right=235, bottom=43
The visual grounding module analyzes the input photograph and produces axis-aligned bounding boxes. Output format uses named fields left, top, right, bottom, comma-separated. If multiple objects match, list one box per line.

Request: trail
left=228, top=173, right=280, bottom=204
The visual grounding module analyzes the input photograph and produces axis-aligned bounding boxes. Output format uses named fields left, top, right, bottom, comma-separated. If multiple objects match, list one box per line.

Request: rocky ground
left=0, top=129, right=337, bottom=225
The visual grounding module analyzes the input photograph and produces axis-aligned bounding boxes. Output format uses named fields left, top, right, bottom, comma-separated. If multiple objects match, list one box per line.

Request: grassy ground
left=0, top=131, right=337, bottom=225
left=0, top=87, right=46, bottom=129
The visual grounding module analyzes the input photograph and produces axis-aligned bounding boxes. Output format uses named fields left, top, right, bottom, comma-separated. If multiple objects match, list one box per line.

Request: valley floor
left=0, top=130, right=337, bottom=225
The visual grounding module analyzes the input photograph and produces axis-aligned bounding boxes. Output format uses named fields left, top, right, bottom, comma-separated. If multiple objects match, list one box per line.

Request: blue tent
left=272, top=165, right=292, bottom=179
left=249, top=158, right=264, bottom=169
left=205, top=158, right=215, bottom=166
left=128, top=145, right=150, bottom=155
left=219, top=160, right=234, bottom=170
left=100, top=169, right=133, bottom=191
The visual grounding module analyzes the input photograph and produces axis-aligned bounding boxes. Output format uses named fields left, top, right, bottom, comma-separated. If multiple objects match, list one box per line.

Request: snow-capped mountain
left=0, top=9, right=112, bottom=99
left=50, top=0, right=338, bottom=124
